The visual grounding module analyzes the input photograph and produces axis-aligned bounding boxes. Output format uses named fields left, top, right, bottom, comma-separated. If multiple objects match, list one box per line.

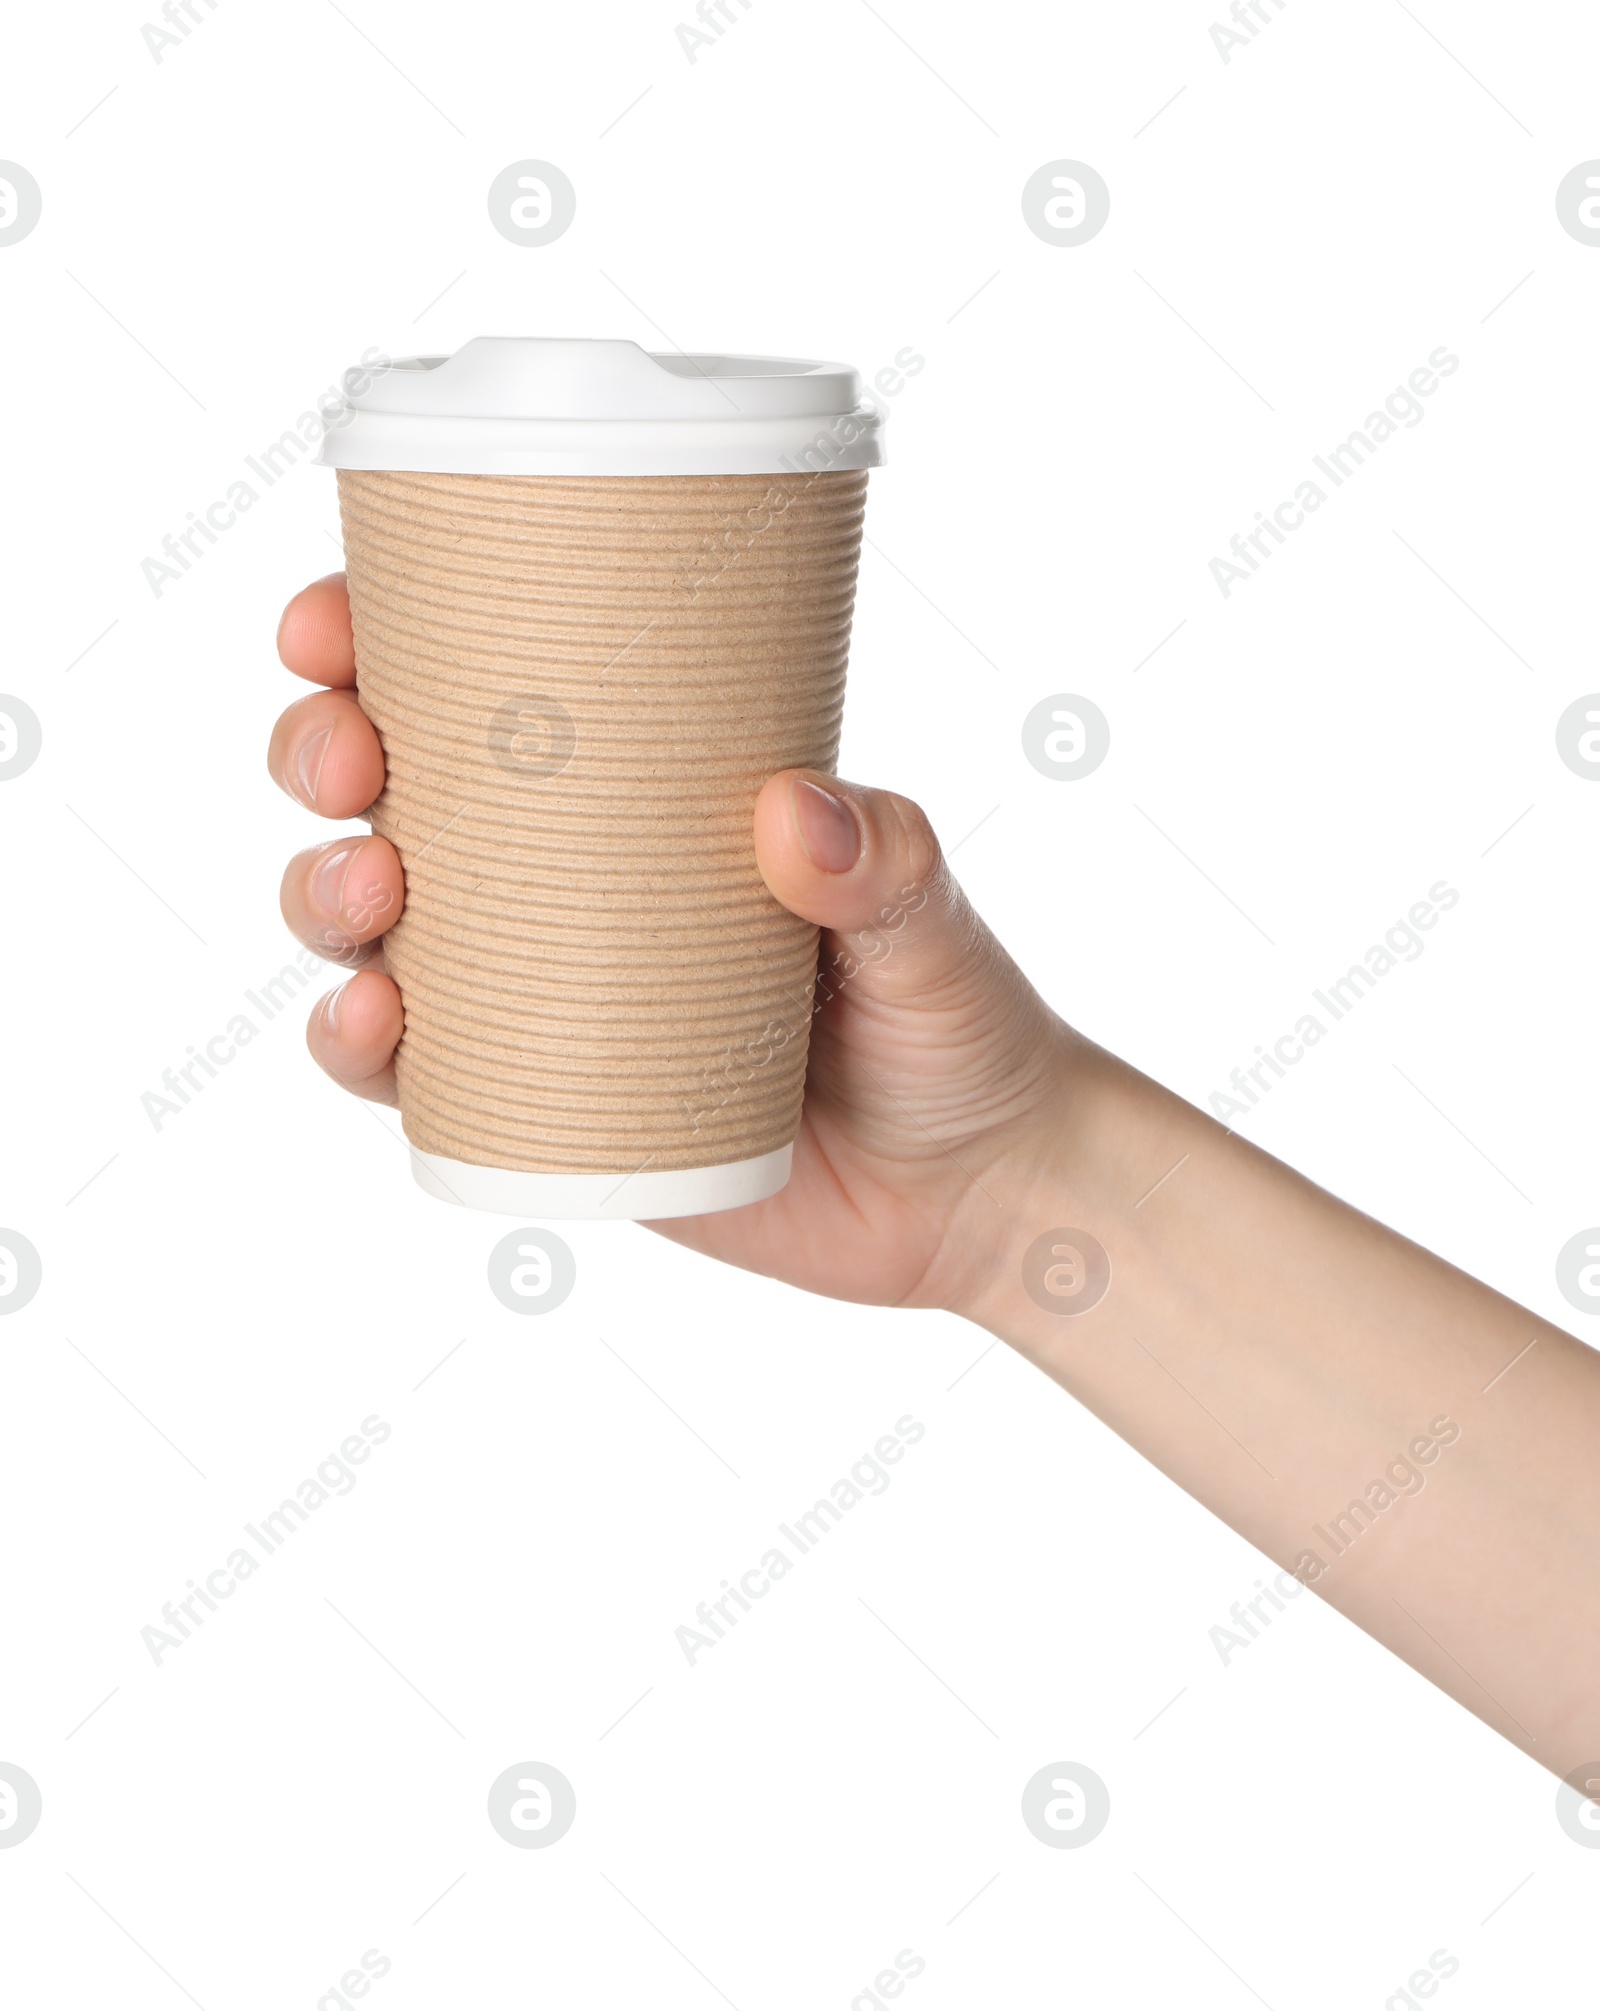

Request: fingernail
left=295, top=724, right=333, bottom=808
left=322, top=984, right=346, bottom=1038
left=310, top=842, right=357, bottom=916
left=793, top=779, right=861, bottom=874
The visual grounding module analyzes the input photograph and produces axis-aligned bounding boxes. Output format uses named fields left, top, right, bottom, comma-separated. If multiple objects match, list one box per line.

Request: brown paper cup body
left=336, top=467, right=867, bottom=1196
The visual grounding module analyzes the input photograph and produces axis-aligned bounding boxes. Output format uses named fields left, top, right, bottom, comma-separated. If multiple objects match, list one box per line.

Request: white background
left=2, top=0, right=1597, bottom=2003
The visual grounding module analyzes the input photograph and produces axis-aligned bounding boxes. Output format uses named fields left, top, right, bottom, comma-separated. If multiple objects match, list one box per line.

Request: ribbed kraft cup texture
left=336, top=467, right=869, bottom=1176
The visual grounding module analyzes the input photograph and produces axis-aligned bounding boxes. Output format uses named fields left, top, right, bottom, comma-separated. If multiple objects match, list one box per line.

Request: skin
left=273, top=571, right=1600, bottom=1785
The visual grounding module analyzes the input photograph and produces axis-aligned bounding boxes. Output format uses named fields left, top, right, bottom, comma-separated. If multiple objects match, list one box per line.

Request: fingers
left=753, top=770, right=986, bottom=1007
left=277, top=573, right=356, bottom=687
left=281, top=833, right=404, bottom=966
left=278, top=572, right=400, bottom=1105
left=306, top=969, right=404, bottom=1105
left=267, top=689, right=385, bottom=819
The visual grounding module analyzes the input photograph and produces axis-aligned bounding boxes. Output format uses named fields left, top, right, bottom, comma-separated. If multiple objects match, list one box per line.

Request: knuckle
left=883, top=790, right=944, bottom=895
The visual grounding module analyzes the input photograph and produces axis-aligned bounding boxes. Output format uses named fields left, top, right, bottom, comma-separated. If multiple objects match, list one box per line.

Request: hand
left=273, top=576, right=1600, bottom=1773
left=271, top=573, right=1074, bottom=1315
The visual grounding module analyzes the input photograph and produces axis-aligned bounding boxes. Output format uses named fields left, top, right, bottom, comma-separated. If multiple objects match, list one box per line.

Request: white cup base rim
left=409, top=1144, right=794, bottom=1220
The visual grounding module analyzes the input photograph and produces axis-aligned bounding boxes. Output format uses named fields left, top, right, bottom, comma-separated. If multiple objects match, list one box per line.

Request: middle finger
left=268, top=689, right=385, bottom=819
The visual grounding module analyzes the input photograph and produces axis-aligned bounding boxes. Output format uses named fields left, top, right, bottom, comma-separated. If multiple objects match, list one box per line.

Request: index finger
left=277, top=572, right=356, bottom=688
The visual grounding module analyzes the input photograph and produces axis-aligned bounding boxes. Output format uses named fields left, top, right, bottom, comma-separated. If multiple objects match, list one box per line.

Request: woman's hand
left=273, top=571, right=1600, bottom=1775
left=271, top=572, right=1076, bottom=1317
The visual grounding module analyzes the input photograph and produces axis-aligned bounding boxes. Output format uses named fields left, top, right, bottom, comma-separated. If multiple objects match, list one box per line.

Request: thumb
left=753, top=770, right=983, bottom=1008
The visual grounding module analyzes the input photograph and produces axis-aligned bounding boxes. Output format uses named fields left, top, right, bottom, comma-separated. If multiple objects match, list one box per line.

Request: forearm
left=959, top=1033, right=1600, bottom=1771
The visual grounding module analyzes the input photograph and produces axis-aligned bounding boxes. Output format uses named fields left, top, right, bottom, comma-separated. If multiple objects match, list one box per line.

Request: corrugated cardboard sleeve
left=336, top=467, right=868, bottom=1176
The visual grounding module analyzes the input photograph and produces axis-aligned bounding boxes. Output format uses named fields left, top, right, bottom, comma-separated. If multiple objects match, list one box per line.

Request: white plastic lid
left=317, top=336, right=886, bottom=477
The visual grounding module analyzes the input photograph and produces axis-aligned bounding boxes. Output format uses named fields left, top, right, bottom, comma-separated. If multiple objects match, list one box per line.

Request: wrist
left=942, top=1034, right=1193, bottom=1352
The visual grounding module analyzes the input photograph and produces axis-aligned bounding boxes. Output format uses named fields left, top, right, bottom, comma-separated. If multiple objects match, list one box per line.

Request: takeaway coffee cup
left=317, top=337, right=883, bottom=1219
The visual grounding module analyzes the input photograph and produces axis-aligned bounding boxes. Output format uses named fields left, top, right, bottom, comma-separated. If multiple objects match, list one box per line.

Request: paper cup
left=319, top=339, right=883, bottom=1219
